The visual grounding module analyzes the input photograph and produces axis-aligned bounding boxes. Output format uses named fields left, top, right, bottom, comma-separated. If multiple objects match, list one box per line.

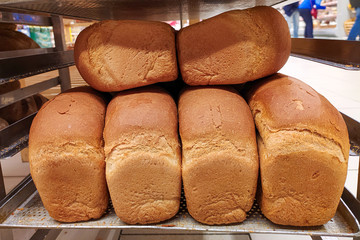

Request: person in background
left=348, top=0, right=360, bottom=40
left=298, top=0, right=326, bottom=38
left=283, top=2, right=300, bottom=38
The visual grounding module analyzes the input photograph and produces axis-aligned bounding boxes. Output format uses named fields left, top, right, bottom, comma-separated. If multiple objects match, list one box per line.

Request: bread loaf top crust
left=104, top=86, right=178, bottom=155
left=247, top=74, right=350, bottom=162
left=177, top=6, right=291, bottom=86
left=179, top=86, right=255, bottom=142
left=74, top=20, right=178, bottom=92
left=29, top=86, right=106, bottom=150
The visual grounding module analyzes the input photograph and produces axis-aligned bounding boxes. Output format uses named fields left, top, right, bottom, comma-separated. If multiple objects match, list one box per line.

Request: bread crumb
left=161, top=224, right=176, bottom=227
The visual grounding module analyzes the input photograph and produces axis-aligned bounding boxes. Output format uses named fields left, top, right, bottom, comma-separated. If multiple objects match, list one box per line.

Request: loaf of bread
left=0, top=81, right=39, bottom=124
left=246, top=74, right=349, bottom=226
left=177, top=6, right=290, bottom=86
left=0, top=24, right=39, bottom=51
left=29, top=86, right=109, bottom=222
left=178, top=86, right=259, bottom=225
left=0, top=117, right=8, bottom=130
left=104, top=86, right=181, bottom=224
left=74, top=20, right=178, bottom=92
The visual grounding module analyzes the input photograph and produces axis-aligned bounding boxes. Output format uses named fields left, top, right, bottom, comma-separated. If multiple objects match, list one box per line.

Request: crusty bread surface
left=29, top=86, right=109, bottom=222
left=246, top=73, right=349, bottom=226
left=177, top=6, right=290, bottom=86
left=103, top=86, right=181, bottom=224
left=178, top=86, right=259, bottom=225
left=74, top=20, right=178, bottom=92
left=0, top=28, right=39, bottom=51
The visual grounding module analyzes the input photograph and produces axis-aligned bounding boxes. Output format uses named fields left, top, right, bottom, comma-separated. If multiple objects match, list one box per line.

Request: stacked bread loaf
left=28, top=5, right=349, bottom=227
left=103, top=86, right=181, bottom=224
left=74, top=20, right=178, bottom=92
left=179, top=86, right=258, bottom=225
left=246, top=74, right=349, bottom=226
left=29, top=87, right=109, bottom=222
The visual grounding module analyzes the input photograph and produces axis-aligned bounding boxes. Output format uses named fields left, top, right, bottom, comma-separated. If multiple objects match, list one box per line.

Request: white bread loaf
left=29, top=86, right=109, bottom=222
left=246, top=74, right=350, bottom=226
left=178, top=86, right=259, bottom=225
left=74, top=20, right=178, bottom=92
left=177, top=6, right=290, bottom=86
left=103, top=86, right=181, bottom=224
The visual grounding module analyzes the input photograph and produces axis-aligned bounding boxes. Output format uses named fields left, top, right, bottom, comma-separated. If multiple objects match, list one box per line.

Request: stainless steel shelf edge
left=0, top=48, right=55, bottom=59
left=0, top=10, right=51, bottom=26
left=291, top=39, right=360, bottom=70
left=342, top=113, right=360, bottom=156
left=0, top=175, right=36, bottom=223
left=0, top=50, right=74, bottom=84
left=0, top=112, right=36, bottom=159
left=0, top=0, right=292, bottom=22
left=0, top=183, right=359, bottom=237
left=0, top=77, right=57, bottom=108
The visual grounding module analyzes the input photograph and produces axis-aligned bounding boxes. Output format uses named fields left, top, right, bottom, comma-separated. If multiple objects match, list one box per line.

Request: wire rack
left=1, top=189, right=359, bottom=238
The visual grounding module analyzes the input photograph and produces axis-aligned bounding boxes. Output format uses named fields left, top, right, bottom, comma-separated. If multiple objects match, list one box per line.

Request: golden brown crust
left=30, top=87, right=106, bottom=148
left=0, top=29, right=39, bottom=51
left=0, top=81, right=38, bottom=124
left=247, top=73, right=350, bottom=161
left=177, top=6, right=290, bottom=86
left=178, top=86, right=259, bottom=225
left=104, top=86, right=181, bottom=224
left=29, top=86, right=109, bottom=222
left=246, top=74, right=350, bottom=226
left=74, top=20, right=178, bottom=92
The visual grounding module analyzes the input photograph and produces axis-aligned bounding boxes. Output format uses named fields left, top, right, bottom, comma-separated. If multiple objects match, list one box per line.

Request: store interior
left=0, top=0, right=359, bottom=239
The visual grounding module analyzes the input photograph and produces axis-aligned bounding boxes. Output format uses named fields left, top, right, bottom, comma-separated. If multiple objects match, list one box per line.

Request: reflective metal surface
left=0, top=175, right=36, bottom=222
left=291, top=39, right=360, bottom=70
left=341, top=113, right=360, bottom=156
left=0, top=50, right=74, bottom=84
left=0, top=10, right=51, bottom=25
left=0, top=187, right=359, bottom=238
left=0, top=112, right=35, bottom=159
left=0, top=77, right=58, bottom=108
left=52, top=15, right=71, bottom=92
left=0, top=48, right=55, bottom=60
left=0, top=0, right=287, bottom=22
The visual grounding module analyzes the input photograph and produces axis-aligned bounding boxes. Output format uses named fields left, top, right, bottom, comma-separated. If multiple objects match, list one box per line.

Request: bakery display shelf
left=0, top=112, right=36, bottom=159
left=0, top=50, right=74, bottom=84
left=0, top=48, right=55, bottom=59
left=342, top=113, right=360, bottom=167
left=0, top=180, right=359, bottom=238
left=0, top=9, right=51, bottom=26
left=322, top=1, right=337, bottom=7
left=0, top=77, right=58, bottom=109
left=0, top=0, right=293, bottom=22
left=291, top=39, right=360, bottom=70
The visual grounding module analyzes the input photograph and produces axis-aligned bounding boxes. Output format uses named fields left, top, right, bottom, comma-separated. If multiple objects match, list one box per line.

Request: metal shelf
left=0, top=112, right=36, bottom=159
left=0, top=0, right=287, bottom=22
left=0, top=177, right=359, bottom=238
left=0, top=2, right=360, bottom=240
left=0, top=51, right=74, bottom=84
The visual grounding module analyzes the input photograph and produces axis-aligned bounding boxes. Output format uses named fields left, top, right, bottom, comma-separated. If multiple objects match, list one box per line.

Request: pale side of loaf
left=247, top=74, right=350, bottom=226
left=74, top=20, right=178, bottom=92
left=29, top=86, right=109, bottom=222
left=177, top=6, right=290, bottom=86
left=104, top=86, right=181, bottom=224
left=178, top=86, right=259, bottom=225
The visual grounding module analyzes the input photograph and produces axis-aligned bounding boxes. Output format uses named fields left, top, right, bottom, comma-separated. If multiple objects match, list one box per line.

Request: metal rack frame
left=0, top=11, right=73, bottom=160
left=0, top=1, right=360, bottom=239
